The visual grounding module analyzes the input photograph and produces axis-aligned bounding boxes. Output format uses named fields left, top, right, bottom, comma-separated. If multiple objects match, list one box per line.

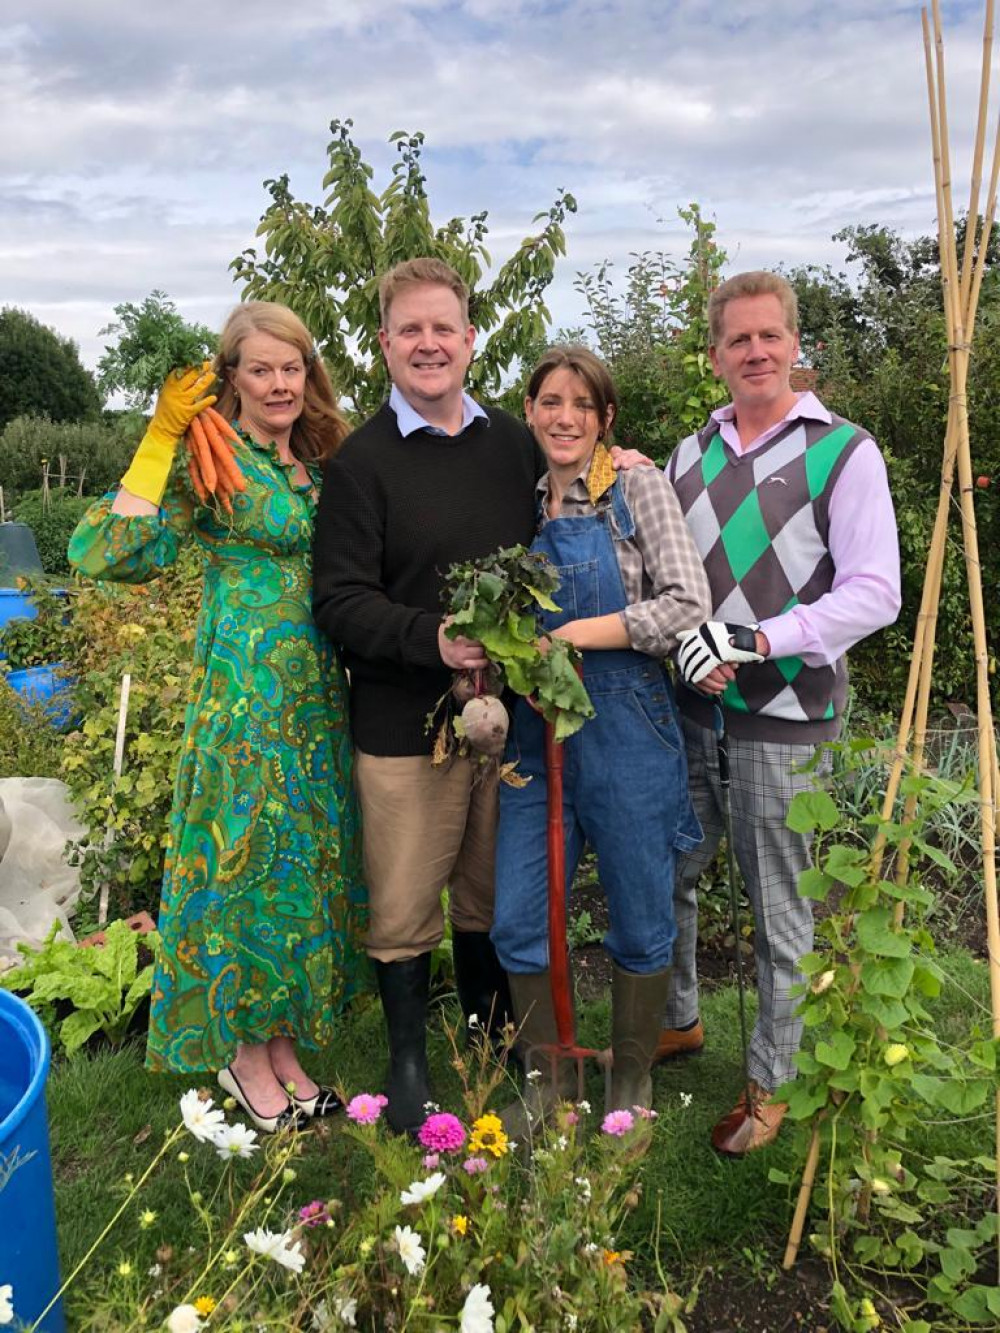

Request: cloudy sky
left=1, top=1, right=990, bottom=380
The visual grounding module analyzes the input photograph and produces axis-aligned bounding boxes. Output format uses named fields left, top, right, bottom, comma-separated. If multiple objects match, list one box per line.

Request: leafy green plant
left=60, top=548, right=202, bottom=917
left=442, top=544, right=594, bottom=739
left=1, top=919, right=159, bottom=1056
left=0, top=580, right=74, bottom=669
left=567, top=908, right=603, bottom=951
left=231, top=119, right=576, bottom=418
left=97, top=291, right=218, bottom=409
left=774, top=739, right=1000, bottom=1330
left=0, top=677, right=63, bottom=778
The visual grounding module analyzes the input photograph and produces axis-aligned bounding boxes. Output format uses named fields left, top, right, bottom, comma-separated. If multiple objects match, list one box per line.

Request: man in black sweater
left=312, top=258, right=537, bottom=1133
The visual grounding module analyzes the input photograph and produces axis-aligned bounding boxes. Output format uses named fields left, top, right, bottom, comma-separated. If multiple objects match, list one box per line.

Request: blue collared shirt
left=389, top=384, right=489, bottom=438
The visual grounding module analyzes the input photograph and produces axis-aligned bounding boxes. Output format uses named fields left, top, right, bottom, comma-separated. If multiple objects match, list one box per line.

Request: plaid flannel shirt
left=536, top=465, right=711, bottom=658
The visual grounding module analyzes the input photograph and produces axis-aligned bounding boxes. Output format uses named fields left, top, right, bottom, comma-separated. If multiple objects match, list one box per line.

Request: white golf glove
left=676, top=621, right=765, bottom=687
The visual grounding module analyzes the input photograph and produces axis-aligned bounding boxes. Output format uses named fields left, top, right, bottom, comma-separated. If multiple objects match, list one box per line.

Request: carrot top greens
left=97, top=291, right=218, bottom=409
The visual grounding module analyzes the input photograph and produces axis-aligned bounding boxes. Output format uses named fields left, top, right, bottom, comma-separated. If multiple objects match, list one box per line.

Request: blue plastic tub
left=4, top=664, right=79, bottom=730
left=0, top=588, right=37, bottom=630
left=0, top=991, right=66, bottom=1331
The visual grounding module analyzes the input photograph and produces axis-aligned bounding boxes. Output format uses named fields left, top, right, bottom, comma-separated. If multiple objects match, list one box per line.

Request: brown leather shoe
left=652, top=1019, right=704, bottom=1065
left=710, top=1081, right=787, bottom=1156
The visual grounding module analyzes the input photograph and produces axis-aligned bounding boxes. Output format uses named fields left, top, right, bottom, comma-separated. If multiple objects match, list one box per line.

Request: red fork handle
left=544, top=719, right=575, bottom=1049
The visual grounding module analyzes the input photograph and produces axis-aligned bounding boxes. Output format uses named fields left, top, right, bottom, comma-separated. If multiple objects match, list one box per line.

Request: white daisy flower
left=334, top=1295, right=358, bottom=1327
left=400, top=1171, right=446, bottom=1206
left=0, top=1286, right=13, bottom=1326
left=460, top=1282, right=494, bottom=1333
left=165, top=1304, right=203, bottom=1333
left=244, top=1227, right=305, bottom=1273
left=212, top=1122, right=260, bottom=1160
left=179, top=1089, right=226, bottom=1144
left=393, top=1224, right=426, bottom=1276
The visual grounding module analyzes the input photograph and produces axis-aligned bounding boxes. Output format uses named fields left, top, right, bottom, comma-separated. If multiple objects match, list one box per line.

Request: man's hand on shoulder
left=608, top=444, right=654, bottom=470
left=437, top=617, right=489, bottom=671
left=676, top=621, right=766, bottom=691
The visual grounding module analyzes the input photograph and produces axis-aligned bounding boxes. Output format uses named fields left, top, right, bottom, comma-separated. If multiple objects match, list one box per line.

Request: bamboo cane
left=785, top=0, right=1000, bottom=1271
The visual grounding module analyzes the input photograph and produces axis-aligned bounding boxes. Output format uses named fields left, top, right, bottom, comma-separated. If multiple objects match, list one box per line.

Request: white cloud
left=0, top=2, right=986, bottom=376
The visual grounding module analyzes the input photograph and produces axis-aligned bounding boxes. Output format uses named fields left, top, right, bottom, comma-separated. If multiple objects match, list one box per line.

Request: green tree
left=570, top=204, right=728, bottom=460
left=230, top=119, right=577, bottom=418
left=0, top=307, right=102, bottom=432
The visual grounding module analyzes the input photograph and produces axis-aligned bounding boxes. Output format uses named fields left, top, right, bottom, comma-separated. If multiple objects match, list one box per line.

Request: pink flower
left=298, top=1200, right=331, bottom=1227
left=462, top=1156, right=490, bottom=1175
left=346, top=1093, right=389, bottom=1125
left=418, top=1112, right=467, bottom=1153
left=632, top=1105, right=657, bottom=1120
left=564, top=1111, right=579, bottom=1126
left=421, top=1152, right=441, bottom=1170
left=601, top=1109, right=635, bottom=1137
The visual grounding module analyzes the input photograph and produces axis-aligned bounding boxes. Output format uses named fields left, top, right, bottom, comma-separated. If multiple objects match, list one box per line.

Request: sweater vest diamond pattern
left=667, top=413, right=869, bottom=740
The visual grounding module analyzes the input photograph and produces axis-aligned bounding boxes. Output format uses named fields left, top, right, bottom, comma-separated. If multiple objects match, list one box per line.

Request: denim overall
left=492, top=479, right=702, bottom=976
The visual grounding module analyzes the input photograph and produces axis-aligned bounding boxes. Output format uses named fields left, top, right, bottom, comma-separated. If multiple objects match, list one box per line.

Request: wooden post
left=97, top=672, right=132, bottom=928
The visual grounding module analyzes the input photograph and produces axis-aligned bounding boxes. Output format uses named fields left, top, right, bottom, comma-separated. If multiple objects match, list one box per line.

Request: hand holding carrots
left=184, top=405, right=247, bottom=513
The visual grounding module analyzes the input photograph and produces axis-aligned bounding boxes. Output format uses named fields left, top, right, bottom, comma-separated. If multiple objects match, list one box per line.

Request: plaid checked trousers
left=663, top=715, right=831, bottom=1092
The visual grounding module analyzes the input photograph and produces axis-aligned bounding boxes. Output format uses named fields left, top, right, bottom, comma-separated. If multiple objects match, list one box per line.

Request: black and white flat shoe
left=289, top=1085, right=343, bottom=1118
left=218, top=1065, right=309, bottom=1134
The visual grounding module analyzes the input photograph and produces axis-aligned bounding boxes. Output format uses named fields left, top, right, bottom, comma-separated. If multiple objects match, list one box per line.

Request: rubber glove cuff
left=119, top=428, right=178, bottom=506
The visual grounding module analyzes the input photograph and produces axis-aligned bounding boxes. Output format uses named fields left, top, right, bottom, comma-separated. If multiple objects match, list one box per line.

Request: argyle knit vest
left=667, top=412, right=870, bottom=742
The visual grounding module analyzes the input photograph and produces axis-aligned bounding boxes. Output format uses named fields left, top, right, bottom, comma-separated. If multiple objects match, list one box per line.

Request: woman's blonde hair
left=212, top=302, right=349, bottom=464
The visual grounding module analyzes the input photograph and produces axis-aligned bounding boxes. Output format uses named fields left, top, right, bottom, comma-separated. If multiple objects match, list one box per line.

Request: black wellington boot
left=374, top=953, right=433, bottom=1136
left=451, top=929, right=514, bottom=1050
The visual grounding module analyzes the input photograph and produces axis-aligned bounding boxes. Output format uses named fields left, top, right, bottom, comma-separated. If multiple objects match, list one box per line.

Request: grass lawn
left=46, top=947, right=993, bottom=1329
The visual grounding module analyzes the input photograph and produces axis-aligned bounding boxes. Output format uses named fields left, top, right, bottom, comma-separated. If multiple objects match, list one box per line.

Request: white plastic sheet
left=0, top=778, right=86, bottom=966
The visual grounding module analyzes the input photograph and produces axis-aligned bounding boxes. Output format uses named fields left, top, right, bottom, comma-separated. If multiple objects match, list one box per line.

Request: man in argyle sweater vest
left=660, top=271, right=901, bottom=1154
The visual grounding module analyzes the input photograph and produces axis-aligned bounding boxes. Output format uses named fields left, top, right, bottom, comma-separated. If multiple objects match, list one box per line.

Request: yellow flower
left=602, top=1250, right=622, bottom=1266
left=469, top=1113, right=509, bottom=1159
left=139, top=1210, right=157, bottom=1230
left=884, top=1043, right=909, bottom=1067
left=117, top=1260, right=133, bottom=1277
left=194, top=1296, right=217, bottom=1316
left=451, top=1214, right=469, bottom=1236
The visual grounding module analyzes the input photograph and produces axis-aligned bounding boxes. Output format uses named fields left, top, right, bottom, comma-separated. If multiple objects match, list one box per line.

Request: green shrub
left=0, top=412, right=143, bottom=505
left=0, top=677, right=64, bottom=778
left=10, top=489, right=90, bottom=576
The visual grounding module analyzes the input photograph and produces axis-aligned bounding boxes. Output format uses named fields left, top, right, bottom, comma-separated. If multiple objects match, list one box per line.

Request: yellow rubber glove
left=119, top=361, right=218, bottom=506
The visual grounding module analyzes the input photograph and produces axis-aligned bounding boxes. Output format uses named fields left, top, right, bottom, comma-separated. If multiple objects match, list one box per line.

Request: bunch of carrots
left=185, top=407, right=247, bottom=513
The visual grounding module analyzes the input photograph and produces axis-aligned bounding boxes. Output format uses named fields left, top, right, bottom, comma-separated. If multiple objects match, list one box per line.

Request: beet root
left=451, top=665, right=502, bottom=705
left=460, top=694, right=509, bottom=757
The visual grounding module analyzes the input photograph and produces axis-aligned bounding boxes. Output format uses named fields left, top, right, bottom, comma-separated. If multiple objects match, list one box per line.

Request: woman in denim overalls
left=492, top=347, right=710, bottom=1120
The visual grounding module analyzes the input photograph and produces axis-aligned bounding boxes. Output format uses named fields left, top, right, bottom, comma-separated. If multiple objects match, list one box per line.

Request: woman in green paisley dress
left=69, top=303, right=366, bottom=1131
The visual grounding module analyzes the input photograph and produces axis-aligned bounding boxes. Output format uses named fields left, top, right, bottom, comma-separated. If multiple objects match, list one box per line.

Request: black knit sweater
left=312, top=402, right=540, bottom=755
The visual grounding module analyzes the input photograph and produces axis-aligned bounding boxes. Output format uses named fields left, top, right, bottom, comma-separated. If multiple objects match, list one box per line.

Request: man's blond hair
left=708, top=271, right=798, bottom=344
left=378, top=258, right=471, bottom=327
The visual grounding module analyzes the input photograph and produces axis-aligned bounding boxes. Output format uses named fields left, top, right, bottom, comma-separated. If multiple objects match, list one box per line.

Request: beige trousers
left=355, top=750, right=499, bottom=962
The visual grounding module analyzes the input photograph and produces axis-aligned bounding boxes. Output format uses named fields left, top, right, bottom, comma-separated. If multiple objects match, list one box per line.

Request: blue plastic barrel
left=0, top=991, right=65, bottom=1331
left=4, top=664, right=79, bottom=730
left=0, top=588, right=37, bottom=631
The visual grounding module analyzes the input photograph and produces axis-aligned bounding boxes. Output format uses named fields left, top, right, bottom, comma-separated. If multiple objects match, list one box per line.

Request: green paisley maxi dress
left=68, top=431, right=367, bottom=1073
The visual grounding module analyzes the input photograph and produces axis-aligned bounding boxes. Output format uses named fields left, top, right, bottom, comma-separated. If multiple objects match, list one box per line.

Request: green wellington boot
left=501, top=970, right=577, bottom=1143
left=608, top=963, right=673, bottom=1113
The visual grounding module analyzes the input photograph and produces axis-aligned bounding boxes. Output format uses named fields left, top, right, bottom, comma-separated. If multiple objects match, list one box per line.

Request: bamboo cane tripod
left=783, top=0, right=1000, bottom=1272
